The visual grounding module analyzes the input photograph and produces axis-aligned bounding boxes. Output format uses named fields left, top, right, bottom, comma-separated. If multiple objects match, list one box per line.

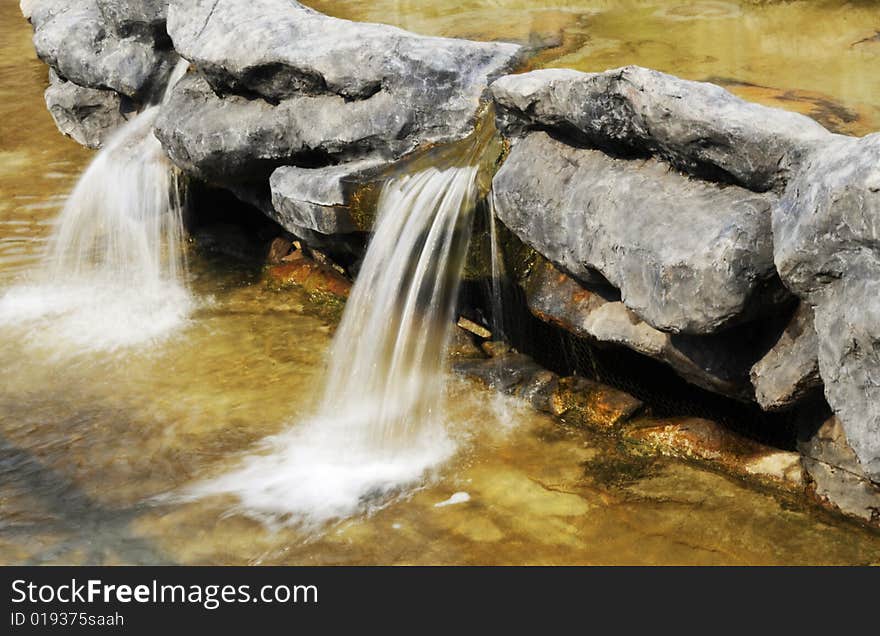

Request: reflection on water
left=311, top=0, right=880, bottom=135
left=2, top=3, right=880, bottom=564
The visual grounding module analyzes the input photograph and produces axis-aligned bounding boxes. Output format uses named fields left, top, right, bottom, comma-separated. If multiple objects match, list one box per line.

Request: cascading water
left=0, top=60, right=192, bottom=352
left=194, top=163, right=484, bottom=526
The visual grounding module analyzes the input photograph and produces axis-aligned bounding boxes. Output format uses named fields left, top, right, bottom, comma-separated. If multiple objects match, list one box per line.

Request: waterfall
left=0, top=60, right=192, bottom=352
left=322, top=166, right=478, bottom=448
left=193, top=165, right=482, bottom=526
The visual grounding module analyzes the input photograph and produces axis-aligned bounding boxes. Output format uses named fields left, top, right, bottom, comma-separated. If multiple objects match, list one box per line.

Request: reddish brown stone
left=265, top=257, right=352, bottom=299
left=624, top=417, right=804, bottom=491
left=549, top=376, right=642, bottom=431
left=266, top=237, right=293, bottom=264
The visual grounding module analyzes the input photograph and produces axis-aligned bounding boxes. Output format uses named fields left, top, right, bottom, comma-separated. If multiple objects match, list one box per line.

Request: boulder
left=750, top=303, right=822, bottom=411
left=26, top=0, right=176, bottom=100
left=774, top=134, right=880, bottom=480
left=157, top=0, right=521, bottom=183
left=799, top=415, right=880, bottom=527
left=493, top=132, right=783, bottom=335
left=490, top=66, right=829, bottom=192
left=269, top=160, right=390, bottom=236
left=154, top=72, right=402, bottom=182
left=44, top=71, right=132, bottom=148
left=523, top=258, right=757, bottom=400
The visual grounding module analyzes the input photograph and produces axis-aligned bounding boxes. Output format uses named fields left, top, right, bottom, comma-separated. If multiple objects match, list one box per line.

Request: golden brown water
left=2, top=2, right=880, bottom=565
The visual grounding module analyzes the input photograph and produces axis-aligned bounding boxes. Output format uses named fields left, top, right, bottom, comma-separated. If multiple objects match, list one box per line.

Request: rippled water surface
left=313, top=0, right=880, bottom=135
left=1, top=2, right=880, bottom=564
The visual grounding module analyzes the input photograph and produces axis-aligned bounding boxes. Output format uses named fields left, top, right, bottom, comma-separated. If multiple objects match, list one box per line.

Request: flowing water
left=2, top=2, right=880, bottom=564
left=0, top=59, right=191, bottom=352
left=192, top=166, right=480, bottom=526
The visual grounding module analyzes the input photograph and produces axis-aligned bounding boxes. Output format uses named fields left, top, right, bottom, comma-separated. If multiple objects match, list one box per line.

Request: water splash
left=0, top=60, right=192, bottom=353
left=193, top=165, right=481, bottom=526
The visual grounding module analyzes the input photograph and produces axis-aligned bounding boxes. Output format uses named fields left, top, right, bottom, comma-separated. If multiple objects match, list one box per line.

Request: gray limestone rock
left=26, top=0, right=176, bottom=100
left=157, top=0, right=521, bottom=181
left=750, top=303, right=822, bottom=411
left=269, top=160, right=390, bottom=236
left=774, top=134, right=880, bottom=480
left=493, top=132, right=783, bottom=335
left=44, top=71, right=132, bottom=148
left=490, top=66, right=829, bottom=192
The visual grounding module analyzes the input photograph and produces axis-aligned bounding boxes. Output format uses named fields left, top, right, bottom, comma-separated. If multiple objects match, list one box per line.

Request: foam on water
left=192, top=403, right=457, bottom=527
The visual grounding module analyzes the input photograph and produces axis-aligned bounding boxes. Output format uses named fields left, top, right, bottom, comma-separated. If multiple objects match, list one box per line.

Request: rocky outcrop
left=154, top=0, right=521, bottom=195
left=26, top=0, right=177, bottom=101
left=491, top=66, right=829, bottom=192
left=489, top=65, right=880, bottom=493
left=494, top=131, right=783, bottom=335
left=44, top=71, right=132, bottom=148
left=775, top=134, right=880, bottom=481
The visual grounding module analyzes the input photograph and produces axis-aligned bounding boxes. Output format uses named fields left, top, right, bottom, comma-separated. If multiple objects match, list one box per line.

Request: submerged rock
left=624, top=417, right=804, bottom=491
left=493, top=132, right=783, bottom=335
left=491, top=66, right=829, bottom=192
left=454, top=350, right=557, bottom=411
left=774, top=134, right=880, bottom=481
left=44, top=71, right=131, bottom=149
left=549, top=376, right=643, bottom=431
left=750, top=303, right=822, bottom=412
left=157, top=0, right=521, bottom=183
left=265, top=251, right=352, bottom=300
left=26, top=0, right=176, bottom=100
left=454, top=347, right=642, bottom=427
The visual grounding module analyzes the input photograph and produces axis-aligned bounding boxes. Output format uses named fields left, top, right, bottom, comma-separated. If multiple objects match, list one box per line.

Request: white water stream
left=0, top=60, right=192, bottom=352
left=194, top=166, right=482, bottom=525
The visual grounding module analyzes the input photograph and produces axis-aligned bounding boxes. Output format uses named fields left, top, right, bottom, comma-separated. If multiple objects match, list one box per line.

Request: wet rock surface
left=799, top=415, right=880, bottom=527
left=624, top=417, right=804, bottom=492
left=522, top=258, right=758, bottom=400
